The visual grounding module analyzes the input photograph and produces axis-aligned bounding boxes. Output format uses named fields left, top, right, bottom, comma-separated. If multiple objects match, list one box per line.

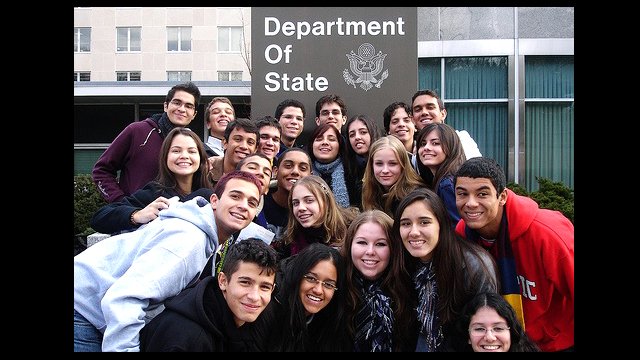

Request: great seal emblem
left=343, top=43, right=389, bottom=91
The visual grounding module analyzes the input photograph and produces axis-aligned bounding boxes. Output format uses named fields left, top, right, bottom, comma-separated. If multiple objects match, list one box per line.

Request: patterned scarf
left=414, top=261, right=443, bottom=352
left=353, top=276, right=394, bottom=352
left=313, top=158, right=350, bottom=208
left=465, top=211, right=525, bottom=329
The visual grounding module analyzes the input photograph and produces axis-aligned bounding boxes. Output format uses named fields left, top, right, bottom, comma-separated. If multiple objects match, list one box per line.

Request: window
left=418, top=57, right=509, bottom=175
left=116, top=71, right=141, bottom=81
left=167, top=71, right=191, bottom=81
left=167, top=27, right=192, bottom=52
left=74, top=72, right=90, bottom=82
left=74, top=27, right=91, bottom=52
left=218, top=71, right=243, bottom=81
left=524, top=55, right=574, bottom=191
left=117, top=27, right=141, bottom=52
left=218, top=26, right=242, bottom=52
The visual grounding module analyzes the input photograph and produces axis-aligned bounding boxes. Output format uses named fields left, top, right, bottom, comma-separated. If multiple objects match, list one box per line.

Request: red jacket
left=456, top=189, right=574, bottom=351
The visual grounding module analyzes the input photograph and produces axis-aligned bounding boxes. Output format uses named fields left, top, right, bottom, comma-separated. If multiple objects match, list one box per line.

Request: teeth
left=307, top=294, right=321, bottom=301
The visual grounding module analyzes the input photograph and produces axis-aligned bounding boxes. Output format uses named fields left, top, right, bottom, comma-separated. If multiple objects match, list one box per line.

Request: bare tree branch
left=239, top=8, right=251, bottom=76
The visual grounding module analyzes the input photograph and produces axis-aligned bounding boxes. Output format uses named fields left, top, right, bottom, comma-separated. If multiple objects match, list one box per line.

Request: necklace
left=215, top=236, right=234, bottom=275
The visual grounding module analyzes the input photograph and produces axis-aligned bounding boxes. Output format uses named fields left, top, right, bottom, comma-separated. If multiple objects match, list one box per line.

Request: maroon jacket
left=92, top=116, right=162, bottom=203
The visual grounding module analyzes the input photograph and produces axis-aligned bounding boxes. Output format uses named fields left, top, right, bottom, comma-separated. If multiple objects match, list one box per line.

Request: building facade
left=74, top=7, right=574, bottom=191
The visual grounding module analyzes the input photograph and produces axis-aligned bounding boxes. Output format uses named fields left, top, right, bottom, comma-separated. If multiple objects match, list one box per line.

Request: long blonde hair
left=362, top=136, right=425, bottom=216
left=282, top=175, right=353, bottom=249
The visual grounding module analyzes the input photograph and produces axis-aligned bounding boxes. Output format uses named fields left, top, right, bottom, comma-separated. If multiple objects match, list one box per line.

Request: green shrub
left=507, top=178, right=574, bottom=223
left=74, top=174, right=107, bottom=236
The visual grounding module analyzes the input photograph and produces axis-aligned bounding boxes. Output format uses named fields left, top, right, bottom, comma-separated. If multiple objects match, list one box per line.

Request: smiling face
left=372, top=147, right=402, bottom=190
left=167, top=134, right=200, bottom=179
left=223, top=127, right=258, bottom=168
left=455, top=177, right=506, bottom=239
left=210, top=178, right=261, bottom=238
left=399, top=200, right=440, bottom=262
left=418, top=129, right=446, bottom=173
left=412, top=94, right=447, bottom=131
left=164, top=90, right=197, bottom=127
left=299, top=259, right=338, bottom=316
left=207, top=100, right=235, bottom=138
left=351, top=221, right=390, bottom=281
left=348, top=119, right=371, bottom=156
left=239, top=155, right=273, bottom=195
left=388, top=107, right=415, bottom=149
left=275, top=151, right=311, bottom=193
left=278, top=106, right=304, bottom=145
left=312, top=127, right=340, bottom=163
left=218, top=261, right=275, bottom=327
left=257, top=125, right=281, bottom=161
left=291, top=184, right=323, bottom=228
left=468, top=306, right=512, bottom=352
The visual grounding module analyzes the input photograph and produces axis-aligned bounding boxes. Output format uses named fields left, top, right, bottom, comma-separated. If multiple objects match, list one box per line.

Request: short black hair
left=222, top=238, right=279, bottom=277
left=455, top=157, right=506, bottom=195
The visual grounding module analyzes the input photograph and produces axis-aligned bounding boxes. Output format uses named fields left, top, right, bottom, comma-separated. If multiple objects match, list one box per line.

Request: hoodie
left=140, top=276, right=256, bottom=352
left=74, top=196, right=219, bottom=352
left=455, top=189, right=574, bottom=351
left=92, top=115, right=163, bottom=203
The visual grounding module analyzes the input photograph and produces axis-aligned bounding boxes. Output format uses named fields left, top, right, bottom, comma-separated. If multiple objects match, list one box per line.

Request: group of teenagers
left=75, top=82, right=574, bottom=352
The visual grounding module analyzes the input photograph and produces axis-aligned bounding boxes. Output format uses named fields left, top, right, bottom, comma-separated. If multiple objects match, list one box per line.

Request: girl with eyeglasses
left=452, top=292, right=540, bottom=352
left=250, top=243, right=350, bottom=351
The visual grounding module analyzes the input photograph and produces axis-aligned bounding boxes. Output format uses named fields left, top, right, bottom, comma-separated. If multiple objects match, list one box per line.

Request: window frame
left=74, top=27, right=91, bottom=53
left=116, top=71, right=142, bottom=81
left=217, top=26, right=243, bottom=53
left=167, top=71, right=192, bottom=81
left=167, top=26, right=192, bottom=52
left=217, top=71, right=243, bottom=81
left=116, top=27, right=142, bottom=52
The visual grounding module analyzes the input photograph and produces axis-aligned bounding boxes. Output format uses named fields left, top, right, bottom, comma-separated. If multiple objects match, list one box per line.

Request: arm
left=100, top=231, right=208, bottom=352
left=438, top=177, right=461, bottom=226
left=91, top=183, right=160, bottom=234
left=92, top=125, right=135, bottom=203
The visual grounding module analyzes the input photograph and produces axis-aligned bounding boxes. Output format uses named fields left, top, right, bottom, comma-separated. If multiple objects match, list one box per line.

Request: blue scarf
left=313, top=158, right=350, bottom=208
left=465, top=212, right=525, bottom=329
left=414, top=261, right=443, bottom=352
left=353, top=276, right=394, bottom=352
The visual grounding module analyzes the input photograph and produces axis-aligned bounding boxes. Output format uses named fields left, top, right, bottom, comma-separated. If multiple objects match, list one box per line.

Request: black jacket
left=140, top=276, right=256, bottom=352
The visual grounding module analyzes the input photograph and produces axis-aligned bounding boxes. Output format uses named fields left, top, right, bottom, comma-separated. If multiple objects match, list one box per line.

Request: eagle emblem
left=343, top=43, right=389, bottom=91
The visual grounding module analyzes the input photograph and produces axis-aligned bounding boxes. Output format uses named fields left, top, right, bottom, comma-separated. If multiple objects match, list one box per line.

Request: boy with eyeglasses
left=92, top=82, right=201, bottom=203
left=314, top=94, right=348, bottom=132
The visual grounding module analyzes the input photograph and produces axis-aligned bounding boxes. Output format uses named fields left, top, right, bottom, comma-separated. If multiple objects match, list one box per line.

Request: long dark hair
left=392, top=188, right=498, bottom=325
left=156, top=127, right=212, bottom=194
left=272, top=243, right=349, bottom=351
left=453, top=292, right=540, bottom=352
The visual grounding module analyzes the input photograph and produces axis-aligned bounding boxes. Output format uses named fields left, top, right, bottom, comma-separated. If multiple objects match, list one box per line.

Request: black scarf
left=414, top=261, right=443, bottom=352
left=153, top=112, right=176, bottom=139
left=353, top=276, right=394, bottom=352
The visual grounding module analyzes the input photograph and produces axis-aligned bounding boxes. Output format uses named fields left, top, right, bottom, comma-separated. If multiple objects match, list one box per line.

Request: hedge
left=74, top=174, right=106, bottom=237
left=507, top=178, right=574, bottom=223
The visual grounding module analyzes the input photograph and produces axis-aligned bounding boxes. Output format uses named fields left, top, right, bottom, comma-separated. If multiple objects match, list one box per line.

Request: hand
left=132, top=196, right=172, bottom=225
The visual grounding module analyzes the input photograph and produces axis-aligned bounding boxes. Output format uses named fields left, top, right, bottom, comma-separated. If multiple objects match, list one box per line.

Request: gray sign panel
left=252, top=7, right=417, bottom=145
